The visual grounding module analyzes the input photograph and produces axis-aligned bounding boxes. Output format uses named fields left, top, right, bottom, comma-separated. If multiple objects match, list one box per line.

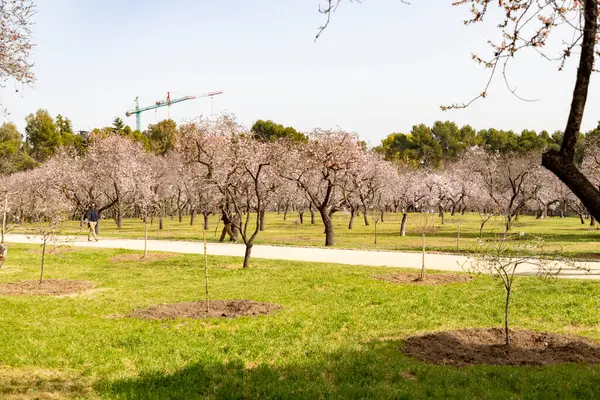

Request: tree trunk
left=363, top=208, right=370, bottom=226
left=190, top=209, right=196, bottom=226
left=461, top=206, right=467, bottom=215
left=400, top=212, right=408, bottom=237
left=542, top=1, right=600, bottom=222
left=242, top=243, right=253, bottom=269
left=348, top=210, right=355, bottom=230
left=591, top=216, right=596, bottom=227
left=283, top=205, right=288, bottom=221
left=320, top=209, right=335, bottom=246
left=374, top=222, right=378, bottom=244
left=178, top=208, right=183, bottom=223
left=310, top=207, right=316, bottom=224
left=298, top=211, right=304, bottom=225
left=380, top=209, right=384, bottom=223
left=159, top=215, right=164, bottom=230
left=451, top=204, right=456, bottom=217
left=505, top=215, right=512, bottom=233
left=203, top=212, right=209, bottom=231
left=438, top=205, right=445, bottom=225
left=580, top=213, right=585, bottom=224
left=479, top=219, right=488, bottom=238
left=259, top=210, right=265, bottom=231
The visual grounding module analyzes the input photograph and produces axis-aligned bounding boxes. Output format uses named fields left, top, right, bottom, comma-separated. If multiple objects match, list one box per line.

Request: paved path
left=4, top=234, right=600, bottom=280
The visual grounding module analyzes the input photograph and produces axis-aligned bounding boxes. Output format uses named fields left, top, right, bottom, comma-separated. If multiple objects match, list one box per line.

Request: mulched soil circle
left=403, top=328, right=600, bottom=366
left=0, top=280, right=96, bottom=296
left=374, top=273, right=473, bottom=285
left=128, top=300, right=282, bottom=320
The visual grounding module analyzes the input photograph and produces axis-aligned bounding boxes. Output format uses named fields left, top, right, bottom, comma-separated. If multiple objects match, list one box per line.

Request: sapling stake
left=143, top=218, right=148, bottom=258
left=39, top=237, right=47, bottom=285
left=456, top=219, right=461, bottom=251
left=203, top=226, right=209, bottom=312
left=420, top=232, right=425, bottom=280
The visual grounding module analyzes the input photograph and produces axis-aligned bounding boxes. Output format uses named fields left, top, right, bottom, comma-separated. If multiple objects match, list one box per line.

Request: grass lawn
left=21, top=212, right=600, bottom=259
left=1, top=244, right=600, bottom=398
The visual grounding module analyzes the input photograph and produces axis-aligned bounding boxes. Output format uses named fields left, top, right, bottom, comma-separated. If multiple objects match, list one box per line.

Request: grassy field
left=23, top=211, right=600, bottom=259
left=1, top=244, right=600, bottom=398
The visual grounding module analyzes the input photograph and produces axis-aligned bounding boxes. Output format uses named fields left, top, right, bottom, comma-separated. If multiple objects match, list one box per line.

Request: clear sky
left=3, top=0, right=600, bottom=146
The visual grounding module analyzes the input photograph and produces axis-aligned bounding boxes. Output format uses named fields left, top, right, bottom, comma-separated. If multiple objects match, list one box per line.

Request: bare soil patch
left=128, top=300, right=282, bottom=320
left=375, top=273, right=473, bottom=285
left=403, top=328, right=600, bottom=366
left=110, top=253, right=178, bottom=263
left=0, top=280, right=96, bottom=296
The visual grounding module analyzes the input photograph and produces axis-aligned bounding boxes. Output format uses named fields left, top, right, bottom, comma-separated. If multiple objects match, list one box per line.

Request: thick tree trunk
left=438, top=205, right=445, bottom=225
left=363, top=208, right=369, bottom=226
left=400, top=212, right=407, bottom=237
left=159, top=215, right=164, bottom=230
left=259, top=210, right=265, bottom=231
left=542, top=1, right=600, bottom=222
left=591, top=216, right=596, bottom=227
left=298, top=211, right=304, bottom=225
left=283, top=205, right=289, bottom=221
left=348, top=210, right=355, bottom=230
left=380, top=209, right=384, bottom=223
left=242, top=243, right=253, bottom=269
left=116, top=210, right=123, bottom=229
left=203, top=212, right=209, bottom=231
left=320, top=209, right=335, bottom=246
left=451, top=204, right=456, bottom=217
left=190, top=209, right=196, bottom=226
left=310, top=207, right=316, bottom=224
left=580, top=213, right=586, bottom=225
left=178, top=207, right=183, bottom=223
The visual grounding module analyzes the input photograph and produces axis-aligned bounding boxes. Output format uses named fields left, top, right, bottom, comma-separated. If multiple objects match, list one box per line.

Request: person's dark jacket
left=85, top=208, right=99, bottom=223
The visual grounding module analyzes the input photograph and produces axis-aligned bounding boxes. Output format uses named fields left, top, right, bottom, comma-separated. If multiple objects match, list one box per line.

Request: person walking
left=218, top=205, right=236, bottom=243
left=84, top=203, right=99, bottom=242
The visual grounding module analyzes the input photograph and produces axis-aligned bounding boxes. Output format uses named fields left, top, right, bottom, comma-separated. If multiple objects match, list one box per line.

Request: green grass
left=23, top=211, right=600, bottom=259
left=1, top=245, right=600, bottom=398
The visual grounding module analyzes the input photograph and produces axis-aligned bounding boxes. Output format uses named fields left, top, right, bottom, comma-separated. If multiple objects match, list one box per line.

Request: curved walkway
left=4, top=234, right=600, bottom=280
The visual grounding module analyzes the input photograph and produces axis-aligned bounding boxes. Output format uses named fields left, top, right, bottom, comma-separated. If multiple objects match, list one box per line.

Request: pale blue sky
left=3, top=0, right=599, bottom=145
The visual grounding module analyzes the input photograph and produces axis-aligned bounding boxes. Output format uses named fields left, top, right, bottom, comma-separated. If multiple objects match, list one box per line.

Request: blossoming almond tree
left=17, top=166, right=73, bottom=284
left=277, top=129, right=365, bottom=246
left=221, top=136, right=279, bottom=268
left=0, top=0, right=35, bottom=114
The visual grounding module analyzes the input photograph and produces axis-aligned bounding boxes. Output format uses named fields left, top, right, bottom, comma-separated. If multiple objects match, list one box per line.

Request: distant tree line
left=374, top=120, right=600, bottom=168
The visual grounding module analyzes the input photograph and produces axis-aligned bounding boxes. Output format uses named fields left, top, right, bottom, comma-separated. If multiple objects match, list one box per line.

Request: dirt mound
left=0, top=280, right=96, bottom=296
left=403, top=328, right=600, bottom=366
left=128, top=300, right=282, bottom=320
left=375, top=273, right=473, bottom=285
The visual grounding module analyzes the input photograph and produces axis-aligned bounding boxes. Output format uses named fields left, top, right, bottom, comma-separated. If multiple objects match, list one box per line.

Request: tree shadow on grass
left=100, top=339, right=600, bottom=400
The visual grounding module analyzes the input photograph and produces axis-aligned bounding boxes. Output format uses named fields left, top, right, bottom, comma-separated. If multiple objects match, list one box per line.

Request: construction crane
left=125, top=90, right=223, bottom=132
